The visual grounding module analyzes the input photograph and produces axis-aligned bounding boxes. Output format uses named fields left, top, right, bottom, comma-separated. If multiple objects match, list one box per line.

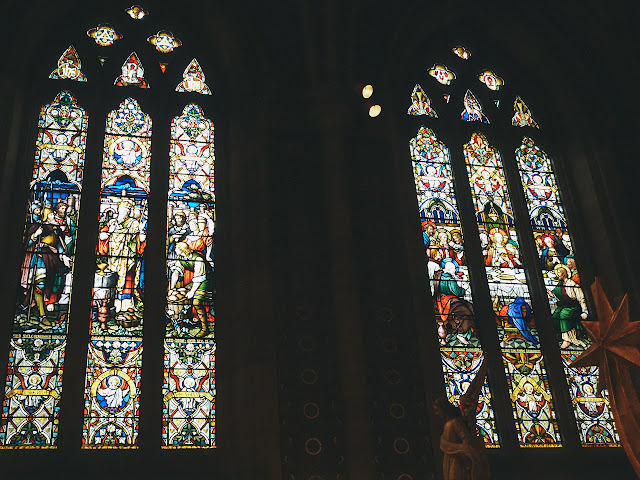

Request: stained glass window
left=115, top=52, right=149, bottom=88
left=49, top=46, right=87, bottom=82
left=411, top=127, right=499, bottom=446
left=87, top=24, right=122, bottom=46
left=82, top=98, right=151, bottom=448
left=148, top=31, right=182, bottom=53
left=428, top=64, right=456, bottom=85
left=512, top=97, right=539, bottom=128
left=175, top=59, right=211, bottom=95
left=463, top=132, right=561, bottom=447
left=407, top=85, right=437, bottom=117
left=163, top=104, right=216, bottom=448
left=516, top=137, right=619, bottom=446
left=478, top=70, right=504, bottom=91
left=461, top=90, right=489, bottom=124
left=0, top=91, right=87, bottom=448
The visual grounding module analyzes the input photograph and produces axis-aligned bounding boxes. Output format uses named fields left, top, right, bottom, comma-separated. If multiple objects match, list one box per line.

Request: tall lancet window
left=163, top=103, right=216, bottom=448
left=0, top=4, right=221, bottom=450
left=82, top=97, right=151, bottom=448
left=0, top=92, right=87, bottom=448
left=463, top=132, right=561, bottom=446
left=411, top=126, right=499, bottom=446
left=406, top=45, right=619, bottom=449
left=516, top=137, right=619, bottom=446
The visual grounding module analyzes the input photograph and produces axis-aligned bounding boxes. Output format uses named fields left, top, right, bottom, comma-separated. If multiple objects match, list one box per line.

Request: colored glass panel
left=0, top=91, right=87, bottom=448
left=49, top=46, right=87, bottom=82
left=82, top=98, right=151, bottom=448
left=175, top=59, right=211, bottom=95
left=163, top=104, right=215, bottom=447
left=115, top=52, right=149, bottom=88
left=148, top=30, right=182, bottom=53
left=428, top=64, right=456, bottom=85
left=126, top=5, right=148, bottom=19
left=410, top=127, right=499, bottom=446
left=407, top=85, right=437, bottom=117
left=512, top=96, right=539, bottom=128
left=461, top=90, right=489, bottom=123
left=452, top=46, right=470, bottom=60
left=516, top=137, right=619, bottom=446
left=478, top=70, right=504, bottom=91
left=87, top=24, right=122, bottom=47
left=463, top=132, right=561, bottom=447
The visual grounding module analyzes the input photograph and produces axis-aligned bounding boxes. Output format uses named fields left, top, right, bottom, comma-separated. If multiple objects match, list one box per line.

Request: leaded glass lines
left=163, top=104, right=216, bottom=447
left=515, top=137, right=619, bottom=446
left=0, top=91, right=87, bottom=448
left=82, top=97, right=151, bottom=448
left=410, top=127, right=499, bottom=446
left=463, top=132, right=562, bottom=447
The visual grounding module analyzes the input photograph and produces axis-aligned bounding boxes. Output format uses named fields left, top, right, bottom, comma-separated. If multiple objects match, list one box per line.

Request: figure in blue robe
left=507, top=297, right=538, bottom=344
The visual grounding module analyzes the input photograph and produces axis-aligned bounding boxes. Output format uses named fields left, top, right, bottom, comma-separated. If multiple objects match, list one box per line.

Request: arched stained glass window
left=82, top=97, right=151, bottom=448
left=0, top=91, right=87, bottom=447
left=516, top=137, right=619, bottom=445
left=0, top=6, right=219, bottom=450
left=463, top=132, right=561, bottom=446
left=411, top=127, right=499, bottom=446
left=408, top=45, right=619, bottom=449
left=163, top=103, right=216, bottom=448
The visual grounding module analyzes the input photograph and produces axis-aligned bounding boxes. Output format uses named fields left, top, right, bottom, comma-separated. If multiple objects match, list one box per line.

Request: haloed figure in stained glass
left=97, top=198, right=146, bottom=322
left=19, top=195, right=77, bottom=330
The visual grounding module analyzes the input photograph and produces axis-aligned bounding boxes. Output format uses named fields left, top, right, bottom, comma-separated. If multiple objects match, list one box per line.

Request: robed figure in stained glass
left=19, top=202, right=74, bottom=327
left=433, top=259, right=475, bottom=346
left=97, top=198, right=146, bottom=319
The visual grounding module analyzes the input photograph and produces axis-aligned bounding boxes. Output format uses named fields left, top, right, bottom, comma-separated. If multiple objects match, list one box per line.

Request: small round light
left=362, top=84, right=374, bottom=98
left=369, top=105, right=381, bottom=117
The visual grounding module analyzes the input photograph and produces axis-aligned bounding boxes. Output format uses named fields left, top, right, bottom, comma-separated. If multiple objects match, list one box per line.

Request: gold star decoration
left=570, top=278, right=640, bottom=392
left=570, top=277, right=640, bottom=478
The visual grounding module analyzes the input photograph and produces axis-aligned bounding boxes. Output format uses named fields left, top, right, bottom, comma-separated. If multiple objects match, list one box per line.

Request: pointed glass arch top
left=407, top=85, right=437, bottom=117
left=115, top=52, right=149, bottom=88
left=411, top=126, right=500, bottom=446
left=163, top=103, right=216, bottom=448
left=82, top=97, right=152, bottom=448
left=512, top=96, right=539, bottom=128
left=176, top=59, right=211, bottom=95
left=461, top=90, right=489, bottom=124
left=0, top=91, right=88, bottom=448
left=49, top=46, right=87, bottom=82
